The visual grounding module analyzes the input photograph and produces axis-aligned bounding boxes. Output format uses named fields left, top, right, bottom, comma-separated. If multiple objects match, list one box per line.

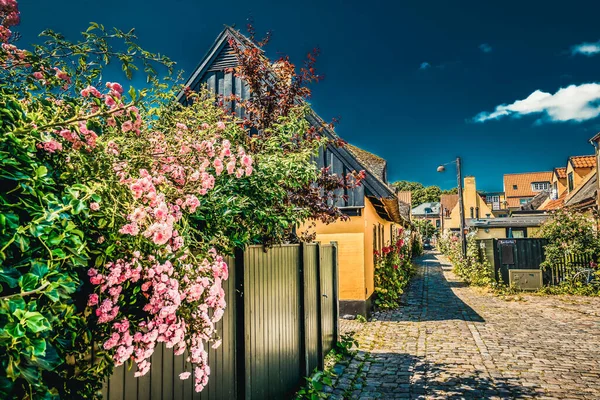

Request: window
left=531, top=182, right=550, bottom=191
left=513, top=184, right=518, bottom=190
left=568, top=172, right=574, bottom=191
left=519, top=198, right=532, bottom=205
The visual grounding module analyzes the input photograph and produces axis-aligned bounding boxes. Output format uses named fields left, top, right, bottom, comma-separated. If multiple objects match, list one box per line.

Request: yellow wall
left=446, top=176, right=494, bottom=230
left=299, top=198, right=397, bottom=301
left=473, top=227, right=539, bottom=239
left=566, top=162, right=593, bottom=193
left=362, top=199, right=397, bottom=300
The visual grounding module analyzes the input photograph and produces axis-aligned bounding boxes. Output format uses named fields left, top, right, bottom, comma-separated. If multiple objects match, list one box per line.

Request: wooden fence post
left=331, top=241, right=339, bottom=343
left=234, top=247, right=246, bottom=400
left=316, top=242, right=324, bottom=370
left=299, top=243, right=308, bottom=378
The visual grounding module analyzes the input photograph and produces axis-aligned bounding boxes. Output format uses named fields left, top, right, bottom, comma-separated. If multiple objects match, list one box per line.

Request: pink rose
left=90, top=202, right=100, bottom=211
left=87, top=294, right=99, bottom=306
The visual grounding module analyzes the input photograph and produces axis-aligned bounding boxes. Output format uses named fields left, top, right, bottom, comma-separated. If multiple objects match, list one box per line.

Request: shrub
left=373, top=229, right=413, bottom=308
left=536, top=208, right=599, bottom=277
left=445, top=235, right=493, bottom=287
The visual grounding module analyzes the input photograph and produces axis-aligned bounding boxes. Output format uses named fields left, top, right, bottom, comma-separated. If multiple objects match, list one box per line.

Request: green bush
left=374, top=229, right=414, bottom=309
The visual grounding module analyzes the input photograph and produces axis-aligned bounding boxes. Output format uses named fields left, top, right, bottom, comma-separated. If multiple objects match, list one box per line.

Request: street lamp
left=437, top=157, right=467, bottom=257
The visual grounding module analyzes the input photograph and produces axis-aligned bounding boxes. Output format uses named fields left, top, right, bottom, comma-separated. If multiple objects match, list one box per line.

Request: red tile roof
left=540, top=191, right=567, bottom=211
left=569, top=155, right=596, bottom=169
left=554, top=167, right=567, bottom=179
left=504, top=171, right=552, bottom=199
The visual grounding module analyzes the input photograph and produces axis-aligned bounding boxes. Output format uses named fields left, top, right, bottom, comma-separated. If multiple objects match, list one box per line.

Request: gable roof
left=345, top=144, right=387, bottom=184
left=565, top=170, right=597, bottom=210
left=177, top=27, right=405, bottom=224
left=569, top=155, right=596, bottom=169
left=504, top=171, right=552, bottom=199
left=440, top=194, right=458, bottom=214
left=553, top=167, right=567, bottom=180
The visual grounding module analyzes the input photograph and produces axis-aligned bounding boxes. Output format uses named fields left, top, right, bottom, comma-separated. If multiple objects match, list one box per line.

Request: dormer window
left=531, top=182, right=550, bottom=191
left=513, top=185, right=518, bottom=190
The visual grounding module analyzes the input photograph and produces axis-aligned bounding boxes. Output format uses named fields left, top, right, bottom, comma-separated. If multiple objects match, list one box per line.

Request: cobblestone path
left=332, top=251, right=600, bottom=399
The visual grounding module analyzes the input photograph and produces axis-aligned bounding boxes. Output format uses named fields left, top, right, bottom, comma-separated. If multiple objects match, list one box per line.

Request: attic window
left=531, top=182, right=549, bottom=191
left=512, top=185, right=518, bottom=190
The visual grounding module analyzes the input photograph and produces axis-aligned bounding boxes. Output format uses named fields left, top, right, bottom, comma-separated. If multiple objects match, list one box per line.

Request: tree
left=392, top=180, right=451, bottom=206
left=413, top=219, right=438, bottom=239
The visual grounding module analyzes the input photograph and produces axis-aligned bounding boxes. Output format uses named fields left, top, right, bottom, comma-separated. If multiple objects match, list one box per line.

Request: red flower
left=382, top=246, right=392, bottom=255
left=393, top=265, right=399, bottom=270
left=373, top=250, right=380, bottom=257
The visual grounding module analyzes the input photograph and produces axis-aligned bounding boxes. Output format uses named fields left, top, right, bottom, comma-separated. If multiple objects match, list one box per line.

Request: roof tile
left=504, top=171, right=552, bottom=198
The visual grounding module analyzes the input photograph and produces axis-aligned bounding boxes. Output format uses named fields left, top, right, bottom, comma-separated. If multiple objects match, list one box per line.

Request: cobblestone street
left=332, top=251, right=600, bottom=399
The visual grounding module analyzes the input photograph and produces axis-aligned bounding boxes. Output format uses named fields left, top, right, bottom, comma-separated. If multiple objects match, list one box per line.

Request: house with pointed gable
left=178, top=27, right=408, bottom=317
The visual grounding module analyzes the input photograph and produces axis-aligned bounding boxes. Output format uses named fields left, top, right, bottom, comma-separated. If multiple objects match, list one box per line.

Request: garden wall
left=101, top=242, right=339, bottom=400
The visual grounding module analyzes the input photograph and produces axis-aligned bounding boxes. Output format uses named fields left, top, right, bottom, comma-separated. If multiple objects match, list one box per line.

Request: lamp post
left=437, top=157, right=467, bottom=257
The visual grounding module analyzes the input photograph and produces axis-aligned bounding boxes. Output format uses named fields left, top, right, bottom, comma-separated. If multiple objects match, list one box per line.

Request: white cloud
left=474, top=83, right=600, bottom=123
left=419, top=62, right=431, bottom=70
left=479, top=43, right=492, bottom=53
left=571, top=40, right=600, bottom=56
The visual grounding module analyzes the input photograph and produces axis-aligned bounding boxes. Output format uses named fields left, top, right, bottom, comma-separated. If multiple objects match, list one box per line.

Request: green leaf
left=36, top=165, right=48, bottom=178
left=31, top=262, right=49, bottom=279
left=51, top=248, right=66, bottom=259
left=5, top=321, right=25, bottom=338
left=19, top=273, right=39, bottom=291
left=0, top=268, right=20, bottom=288
left=27, top=337, right=47, bottom=357
left=31, top=342, right=62, bottom=371
left=23, top=311, right=51, bottom=333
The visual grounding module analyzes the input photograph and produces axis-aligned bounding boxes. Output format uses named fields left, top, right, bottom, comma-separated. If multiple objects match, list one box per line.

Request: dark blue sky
left=16, top=0, right=600, bottom=191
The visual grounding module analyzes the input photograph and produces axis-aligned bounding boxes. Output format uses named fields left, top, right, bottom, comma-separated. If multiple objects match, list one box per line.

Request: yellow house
left=301, top=145, right=408, bottom=317
left=443, top=176, right=495, bottom=231
left=565, top=155, right=596, bottom=193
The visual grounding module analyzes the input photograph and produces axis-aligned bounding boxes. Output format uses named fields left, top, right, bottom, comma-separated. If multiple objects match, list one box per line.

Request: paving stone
left=329, top=251, right=600, bottom=399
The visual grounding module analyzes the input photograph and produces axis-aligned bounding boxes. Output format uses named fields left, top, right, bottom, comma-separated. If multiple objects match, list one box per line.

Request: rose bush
left=373, top=228, right=414, bottom=309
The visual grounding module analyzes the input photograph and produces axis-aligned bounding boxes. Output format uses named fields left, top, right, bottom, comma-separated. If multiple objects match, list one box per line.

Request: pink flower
left=37, top=139, right=62, bottom=153
left=88, top=294, right=99, bottom=306
left=216, top=121, right=226, bottom=130
left=201, top=123, right=210, bottom=130
left=226, top=160, right=236, bottom=175
left=241, top=154, right=252, bottom=167
left=119, top=223, right=140, bottom=236
left=176, top=123, right=187, bottom=130
left=179, top=372, right=191, bottom=380
left=121, top=120, right=133, bottom=132
left=32, top=71, right=43, bottom=80
left=245, top=166, right=253, bottom=176
left=213, top=158, right=224, bottom=175
left=106, top=82, right=124, bottom=94
left=53, top=67, right=71, bottom=83
left=105, top=95, right=116, bottom=108
left=90, top=202, right=100, bottom=211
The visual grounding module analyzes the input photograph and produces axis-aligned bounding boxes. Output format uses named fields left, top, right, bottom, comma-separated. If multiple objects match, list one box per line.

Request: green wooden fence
left=101, top=242, right=339, bottom=400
